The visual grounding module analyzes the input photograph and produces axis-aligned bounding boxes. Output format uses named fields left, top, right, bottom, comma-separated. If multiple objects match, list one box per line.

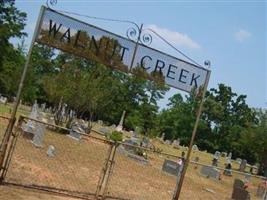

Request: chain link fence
left=3, top=116, right=112, bottom=199
left=1, top=114, right=267, bottom=200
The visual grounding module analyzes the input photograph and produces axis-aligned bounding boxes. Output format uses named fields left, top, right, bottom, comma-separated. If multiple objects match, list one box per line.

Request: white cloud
left=235, top=29, right=252, bottom=42
left=147, top=24, right=200, bottom=49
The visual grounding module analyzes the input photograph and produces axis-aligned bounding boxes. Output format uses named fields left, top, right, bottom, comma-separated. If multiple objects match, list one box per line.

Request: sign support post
left=0, top=6, right=45, bottom=180
left=173, top=69, right=211, bottom=200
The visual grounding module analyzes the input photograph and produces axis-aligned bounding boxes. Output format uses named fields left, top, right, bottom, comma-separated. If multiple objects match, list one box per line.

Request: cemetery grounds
left=0, top=103, right=265, bottom=200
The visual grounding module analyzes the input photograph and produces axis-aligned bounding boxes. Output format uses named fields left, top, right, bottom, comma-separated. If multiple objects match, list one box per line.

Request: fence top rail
left=19, top=115, right=113, bottom=145
left=0, top=115, right=11, bottom=120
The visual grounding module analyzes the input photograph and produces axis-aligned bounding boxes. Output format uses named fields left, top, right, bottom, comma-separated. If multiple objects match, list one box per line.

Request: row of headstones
left=162, top=159, right=267, bottom=200
left=212, top=151, right=259, bottom=174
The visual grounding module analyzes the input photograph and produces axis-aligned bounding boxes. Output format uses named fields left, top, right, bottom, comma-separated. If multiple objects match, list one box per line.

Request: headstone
left=223, top=163, right=232, bottom=176
left=165, top=140, right=171, bottom=145
left=214, top=151, right=221, bottom=159
left=22, top=100, right=39, bottom=135
left=116, top=110, right=126, bottom=132
left=239, top=159, right=247, bottom=172
left=162, top=159, right=182, bottom=176
left=212, top=158, right=219, bottom=167
left=41, top=103, right=46, bottom=111
left=132, top=130, right=138, bottom=138
left=172, top=139, right=180, bottom=149
left=122, top=138, right=141, bottom=152
left=228, top=152, right=232, bottom=159
left=98, top=127, right=111, bottom=136
left=97, top=120, right=103, bottom=126
left=47, top=145, right=55, bottom=157
left=160, top=132, right=165, bottom=141
left=32, top=118, right=47, bottom=147
left=200, top=165, right=221, bottom=180
left=244, top=173, right=251, bottom=183
left=192, top=144, right=199, bottom=151
left=236, top=158, right=242, bottom=164
left=68, top=122, right=83, bottom=141
left=256, top=185, right=266, bottom=198
left=110, top=124, right=116, bottom=129
left=141, top=137, right=150, bottom=148
left=231, top=179, right=250, bottom=200
left=0, top=96, right=7, bottom=104
left=221, top=152, right=227, bottom=157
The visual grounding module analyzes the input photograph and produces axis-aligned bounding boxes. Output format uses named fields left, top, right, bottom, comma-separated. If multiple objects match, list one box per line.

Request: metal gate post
left=0, top=6, right=45, bottom=180
left=0, top=116, right=24, bottom=181
left=95, top=142, right=117, bottom=200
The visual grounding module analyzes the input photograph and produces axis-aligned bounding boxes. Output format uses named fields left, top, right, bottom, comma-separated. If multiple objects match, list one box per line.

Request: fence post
left=95, top=142, right=117, bottom=200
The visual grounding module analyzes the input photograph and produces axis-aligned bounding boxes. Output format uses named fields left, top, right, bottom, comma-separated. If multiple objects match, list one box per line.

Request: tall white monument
left=116, top=110, right=126, bottom=132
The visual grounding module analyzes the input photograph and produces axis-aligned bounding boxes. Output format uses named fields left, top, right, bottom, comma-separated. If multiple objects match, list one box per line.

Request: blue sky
left=14, top=0, right=266, bottom=109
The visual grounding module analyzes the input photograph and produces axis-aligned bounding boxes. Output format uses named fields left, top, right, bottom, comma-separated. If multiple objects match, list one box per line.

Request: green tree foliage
left=0, top=0, right=26, bottom=95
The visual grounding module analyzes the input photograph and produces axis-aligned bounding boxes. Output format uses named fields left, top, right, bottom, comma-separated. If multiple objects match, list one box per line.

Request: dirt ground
left=0, top=116, right=264, bottom=200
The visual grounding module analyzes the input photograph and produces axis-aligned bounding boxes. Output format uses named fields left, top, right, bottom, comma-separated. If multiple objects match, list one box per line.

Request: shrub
left=109, top=131, right=123, bottom=142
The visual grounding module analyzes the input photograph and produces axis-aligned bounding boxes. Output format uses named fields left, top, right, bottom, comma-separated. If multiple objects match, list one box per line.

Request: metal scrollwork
left=46, top=0, right=57, bottom=8
left=126, top=27, right=139, bottom=41
left=126, top=26, right=153, bottom=46
left=141, top=33, right=152, bottom=46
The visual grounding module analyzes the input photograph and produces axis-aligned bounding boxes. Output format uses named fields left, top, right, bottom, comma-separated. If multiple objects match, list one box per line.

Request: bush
left=109, top=131, right=123, bottom=142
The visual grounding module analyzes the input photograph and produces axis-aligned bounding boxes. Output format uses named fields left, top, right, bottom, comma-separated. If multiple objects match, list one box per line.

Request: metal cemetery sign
left=36, top=7, right=209, bottom=92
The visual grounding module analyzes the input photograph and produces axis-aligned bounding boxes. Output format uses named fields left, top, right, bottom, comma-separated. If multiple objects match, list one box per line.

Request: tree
left=0, top=0, right=26, bottom=93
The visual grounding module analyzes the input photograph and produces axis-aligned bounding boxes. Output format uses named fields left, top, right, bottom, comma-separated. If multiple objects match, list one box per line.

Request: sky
left=14, top=0, right=266, bottom=109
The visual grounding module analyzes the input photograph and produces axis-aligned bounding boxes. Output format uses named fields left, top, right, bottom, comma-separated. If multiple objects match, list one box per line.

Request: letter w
left=49, top=20, right=62, bottom=37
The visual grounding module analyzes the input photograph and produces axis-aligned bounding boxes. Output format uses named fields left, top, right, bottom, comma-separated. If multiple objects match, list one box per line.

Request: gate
left=1, top=115, right=115, bottom=200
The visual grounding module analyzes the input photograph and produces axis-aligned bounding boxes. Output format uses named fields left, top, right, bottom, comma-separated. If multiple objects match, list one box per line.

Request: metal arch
left=44, top=0, right=201, bottom=65
left=143, top=27, right=202, bottom=67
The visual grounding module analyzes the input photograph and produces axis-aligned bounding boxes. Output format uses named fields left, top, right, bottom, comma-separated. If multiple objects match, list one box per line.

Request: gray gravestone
left=192, top=144, right=199, bottom=151
left=172, top=139, right=180, bottom=149
left=236, top=158, right=242, bottom=164
left=231, top=179, right=250, bottom=200
left=47, top=145, right=55, bottom=157
left=32, top=121, right=46, bottom=147
left=228, top=152, right=232, bottom=159
left=0, top=96, right=7, bottom=104
left=239, top=159, right=247, bottom=172
left=22, top=100, right=39, bottom=135
left=160, top=132, right=165, bottom=141
left=165, top=140, right=171, bottom=145
left=214, top=151, right=221, bottom=159
left=223, top=163, right=232, bottom=176
left=98, top=127, right=111, bottom=136
left=200, top=165, right=220, bottom=180
left=68, top=122, right=83, bottom=141
left=162, top=159, right=182, bottom=176
left=212, top=158, right=219, bottom=167
left=221, top=152, right=227, bottom=157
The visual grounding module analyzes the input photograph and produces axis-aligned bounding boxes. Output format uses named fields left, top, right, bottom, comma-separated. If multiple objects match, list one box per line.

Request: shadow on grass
left=1, top=181, right=131, bottom=200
